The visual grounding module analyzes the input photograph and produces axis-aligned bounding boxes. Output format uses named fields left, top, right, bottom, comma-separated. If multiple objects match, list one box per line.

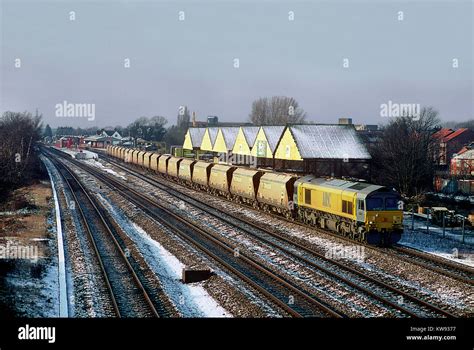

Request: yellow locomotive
left=294, top=176, right=403, bottom=245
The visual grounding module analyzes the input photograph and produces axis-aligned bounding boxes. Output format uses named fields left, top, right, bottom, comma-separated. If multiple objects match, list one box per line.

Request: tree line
left=44, top=107, right=192, bottom=147
left=0, top=112, right=43, bottom=197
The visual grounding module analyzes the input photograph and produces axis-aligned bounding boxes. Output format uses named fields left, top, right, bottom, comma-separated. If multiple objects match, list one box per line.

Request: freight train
left=106, top=146, right=403, bottom=246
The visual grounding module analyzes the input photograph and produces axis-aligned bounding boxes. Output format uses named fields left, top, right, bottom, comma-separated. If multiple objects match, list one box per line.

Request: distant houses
left=432, top=128, right=474, bottom=195
left=84, top=129, right=122, bottom=148
left=433, top=128, right=474, bottom=166
left=98, top=129, right=122, bottom=139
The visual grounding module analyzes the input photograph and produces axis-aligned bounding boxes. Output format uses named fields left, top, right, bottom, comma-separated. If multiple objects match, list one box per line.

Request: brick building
left=433, top=128, right=474, bottom=166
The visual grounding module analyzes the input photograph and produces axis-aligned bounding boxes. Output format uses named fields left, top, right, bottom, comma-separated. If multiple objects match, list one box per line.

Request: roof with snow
left=188, top=127, right=206, bottom=147
left=261, top=126, right=286, bottom=152
left=241, top=126, right=259, bottom=147
left=289, top=124, right=371, bottom=159
left=219, top=127, right=240, bottom=148
left=453, top=149, right=474, bottom=160
left=207, top=127, right=219, bottom=145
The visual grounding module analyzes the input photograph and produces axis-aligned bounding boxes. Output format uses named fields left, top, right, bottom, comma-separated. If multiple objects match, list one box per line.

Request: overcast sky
left=1, top=0, right=472, bottom=128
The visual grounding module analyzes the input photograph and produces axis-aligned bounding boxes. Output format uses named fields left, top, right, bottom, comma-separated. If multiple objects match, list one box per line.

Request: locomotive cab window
left=385, top=197, right=399, bottom=210
left=366, top=197, right=383, bottom=211
left=358, top=200, right=364, bottom=210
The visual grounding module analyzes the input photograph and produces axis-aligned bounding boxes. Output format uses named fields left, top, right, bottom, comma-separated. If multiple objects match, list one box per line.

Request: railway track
left=99, top=150, right=474, bottom=287
left=44, top=151, right=164, bottom=318
left=388, top=245, right=474, bottom=285
left=46, top=147, right=344, bottom=318
left=95, top=151, right=460, bottom=317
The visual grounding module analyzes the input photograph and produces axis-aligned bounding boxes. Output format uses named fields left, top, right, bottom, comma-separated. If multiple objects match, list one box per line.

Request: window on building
left=285, top=145, right=291, bottom=158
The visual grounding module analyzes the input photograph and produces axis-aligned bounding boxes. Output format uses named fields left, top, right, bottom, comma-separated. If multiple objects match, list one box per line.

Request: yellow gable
left=212, top=129, right=228, bottom=153
left=200, top=129, right=214, bottom=151
left=274, top=128, right=303, bottom=161
left=251, top=127, right=273, bottom=159
left=183, top=130, right=193, bottom=150
left=232, top=128, right=252, bottom=155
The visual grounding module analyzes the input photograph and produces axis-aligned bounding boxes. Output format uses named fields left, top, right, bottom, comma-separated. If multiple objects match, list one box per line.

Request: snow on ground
left=42, top=156, right=78, bottom=315
left=82, top=158, right=127, bottom=180
left=58, top=148, right=98, bottom=160
left=43, top=156, right=69, bottom=317
left=0, top=208, right=39, bottom=216
left=0, top=177, right=61, bottom=317
left=400, top=213, right=474, bottom=267
left=403, top=212, right=474, bottom=244
left=132, top=223, right=231, bottom=317
left=96, top=193, right=232, bottom=317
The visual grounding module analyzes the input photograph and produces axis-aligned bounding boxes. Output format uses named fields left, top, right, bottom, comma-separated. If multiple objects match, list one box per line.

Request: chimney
left=192, top=111, right=196, bottom=127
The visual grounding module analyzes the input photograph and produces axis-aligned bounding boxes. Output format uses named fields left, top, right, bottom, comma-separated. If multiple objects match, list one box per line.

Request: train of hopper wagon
left=106, top=146, right=404, bottom=246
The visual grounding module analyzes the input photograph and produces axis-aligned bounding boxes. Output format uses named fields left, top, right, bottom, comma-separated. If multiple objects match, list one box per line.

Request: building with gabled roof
left=212, top=127, right=240, bottom=153
left=274, top=124, right=371, bottom=178
left=200, top=127, right=219, bottom=151
left=84, top=134, right=121, bottom=148
left=232, top=126, right=260, bottom=155
left=98, top=129, right=122, bottom=139
left=434, top=127, right=474, bottom=166
left=183, top=127, right=206, bottom=150
left=250, top=126, right=286, bottom=159
left=275, top=124, right=371, bottom=161
left=450, top=145, right=474, bottom=176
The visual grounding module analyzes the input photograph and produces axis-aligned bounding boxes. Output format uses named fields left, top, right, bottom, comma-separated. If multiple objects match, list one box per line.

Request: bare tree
left=0, top=111, right=43, bottom=197
left=249, top=96, right=306, bottom=125
left=371, top=107, right=441, bottom=198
